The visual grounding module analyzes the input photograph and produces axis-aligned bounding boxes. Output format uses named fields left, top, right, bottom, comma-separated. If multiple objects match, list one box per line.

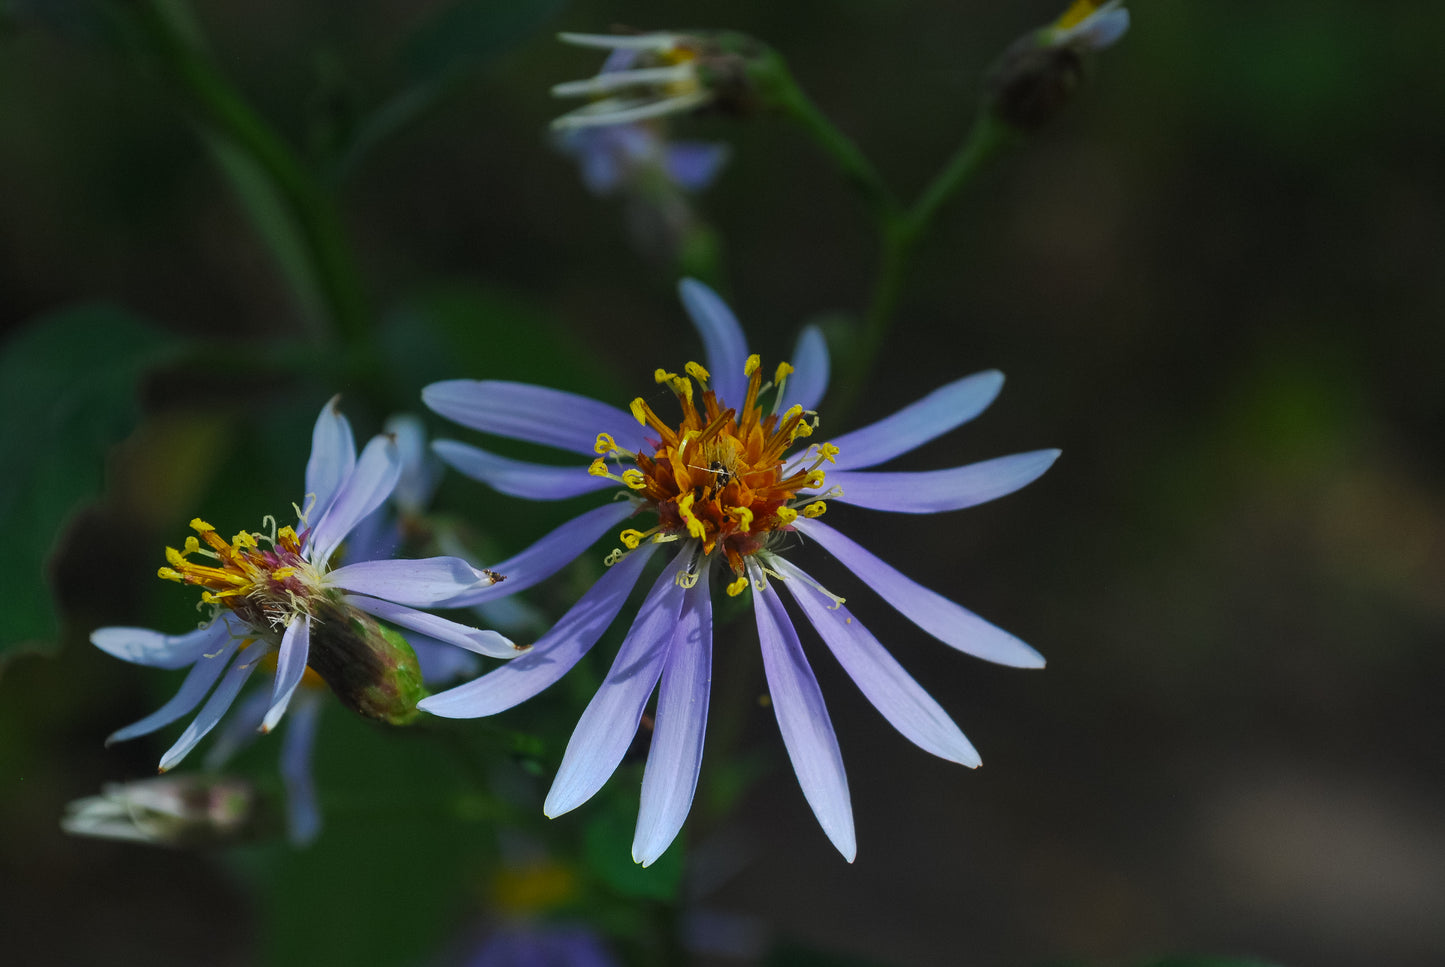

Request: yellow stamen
left=726, top=575, right=749, bottom=597
left=685, top=361, right=710, bottom=384
left=595, top=433, right=617, bottom=454
left=1055, top=0, right=1102, bottom=30
left=621, top=469, right=647, bottom=490
left=743, top=355, right=760, bottom=377
left=775, top=506, right=799, bottom=525
left=802, top=501, right=828, bottom=518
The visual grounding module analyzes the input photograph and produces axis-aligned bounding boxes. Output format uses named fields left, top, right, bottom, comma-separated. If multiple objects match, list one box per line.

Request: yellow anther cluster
left=621, top=469, right=647, bottom=490
left=594, top=433, right=617, bottom=454
left=684, top=361, right=710, bottom=383
left=726, top=575, right=749, bottom=597
left=589, top=458, right=610, bottom=477
left=773, top=361, right=794, bottom=384
left=802, top=501, right=828, bottom=518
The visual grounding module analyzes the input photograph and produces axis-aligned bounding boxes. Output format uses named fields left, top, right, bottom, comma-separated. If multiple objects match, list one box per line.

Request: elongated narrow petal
left=423, top=380, right=648, bottom=456
left=203, top=689, right=268, bottom=770
left=780, top=325, right=829, bottom=414
left=309, top=434, right=402, bottom=563
left=794, top=518, right=1044, bottom=667
left=825, top=371, right=1006, bottom=471
left=106, top=636, right=242, bottom=745
left=280, top=691, right=323, bottom=846
left=558, top=31, right=682, bottom=52
left=410, top=635, right=481, bottom=685
left=553, top=65, right=695, bottom=98
left=432, top=439, right=613, bottom=501
left=419, top=543, right=659, bottom=718
left=158, top=640, right=269, bottom=773
left=344, top=596, right=519, bottom=659
left=386, top=413, right=439, bottom=514
left=305, top=396, right=356, bottom=519
left=826, top=450, right=1060, bottom=513
left=633, top=567, right=713, bottom=866
left=552, top=92, right=711, bottom=130
left=545, top=555, right=689, bottom=818
left=774, top=557, right=980, bottom=766
left=678, top=279, right=749, bottom=404
left=262, top=616, right=311, bottom=733
left=91, top=620, right=233, bottom=670
left=327, top=556, right=500, bottom=607
left=751, top=566, right=856, bottom=862
left=441, top=502, right=636, bottom=607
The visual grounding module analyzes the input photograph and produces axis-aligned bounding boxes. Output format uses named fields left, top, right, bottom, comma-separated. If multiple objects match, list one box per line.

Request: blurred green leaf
left=0, top=305, right=184, bottom=665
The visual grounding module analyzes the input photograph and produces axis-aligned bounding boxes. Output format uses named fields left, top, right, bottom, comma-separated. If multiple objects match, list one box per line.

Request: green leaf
left=0, top=305, right=184, bottom=666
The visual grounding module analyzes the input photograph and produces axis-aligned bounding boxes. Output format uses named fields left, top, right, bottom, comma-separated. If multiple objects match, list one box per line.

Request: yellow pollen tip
left=629, top=398, right=648, bottom=426
left=619, top=529, right=645, bottom=549
left=805, top=470, right=826, bottom=488
left=803, top=501, right=828, bottom=518
left=726, top=575, right=749, bottom=597
left=165, top=546, right=187, bottom=568
left=277, top=526, right=299, bottom=546
left=685, top=361, right=710, bottom=383
left=589, top=458, right=609, bottom=477
left=654, top=368, right=676, bottom=385
left=782, top=404, right=803, bottom=423
left=820, top=443, right=840, bottom=463
left=190, top=518, right=215, bottom=533
left=776, top=506, right=799, bottom=525
left=158, top=566, right=184, bottom=583
left=734, top=506, right=754, bottom=533
left=774, top=361, right=794, bottom=383
left=792, top=421, right=814, bottom=439
left=621, top=469, right=647, bottom=490
left=183, top=536, right=201, bottom=554
left=594, top=433, right=617, bottom=455
left=744, top=355, right=761, bottom=377
left=271, top=567, right=297, bottom=580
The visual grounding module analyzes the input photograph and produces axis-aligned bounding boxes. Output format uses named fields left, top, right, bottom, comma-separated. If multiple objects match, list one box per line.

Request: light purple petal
left=826, top=449, right=1060, bottom=513
left=432, top=439, right=614, bottom=501
left=280, top=690, right=323, bottom=846
left=308, top=434, right=402, bottom=564
left=780, top=325, right=829, bottom=414
left=794, top=517, right=1044, bottom=667
left=203, top=688, right=268, bottom=769
left=105, top=635, right=242, bottom=745
left=262, top=616, right=311, bottom=733
left=385, top=413, right=440, bottom=513
left=158, top=640, right=269, bottom=773
left=665, top=141, right=729, bottom=192
left=825, top=371, right=1006, bottom=471
left=750, top=564, right=856, bottom=862
left=91, top=619, right=232, bottom=670
left=774, top=556, right=980, bottom=766
left=411, top=634, right=481, bottom=685
left=327, top=556, right=501, bottom=606
left=544, top=552, right=690, bottom=817
left=441, top=501, right=637, bottom=607
left=633, top=566, right=713, bottom=866
left=305, top=396, right=357, bottom=518
left=423, top=380, right=648, bottom=456
left=418, top=543, right=657, bottom=718
left=344, top=596, right=519, bottom=659
left=678, top=279, right=749, bottom=405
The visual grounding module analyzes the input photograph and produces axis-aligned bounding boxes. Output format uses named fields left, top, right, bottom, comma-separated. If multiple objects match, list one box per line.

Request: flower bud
left=62, top=775, right=257, bottom=847
left=305, top=597, right=429, bottom=726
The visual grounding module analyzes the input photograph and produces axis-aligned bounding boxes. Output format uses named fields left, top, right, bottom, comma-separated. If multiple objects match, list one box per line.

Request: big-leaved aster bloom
left=93, top=400, right=522, bottom=786
left=421, top=282, right=1057, bottom=865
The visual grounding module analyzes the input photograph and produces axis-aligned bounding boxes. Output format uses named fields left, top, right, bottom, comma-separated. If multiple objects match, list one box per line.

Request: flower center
left=591, top=354, right=838, bottom=595
left=158, top=517, right=324, bottom=632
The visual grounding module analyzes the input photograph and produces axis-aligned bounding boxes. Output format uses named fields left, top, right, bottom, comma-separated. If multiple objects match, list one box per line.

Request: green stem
left=131, top=0, right=376, bottom=368
left=765, top=60, right=900, bottom=223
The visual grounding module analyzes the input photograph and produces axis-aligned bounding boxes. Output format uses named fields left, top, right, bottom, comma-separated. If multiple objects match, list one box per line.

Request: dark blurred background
left=2, top=1, right=1443, bottom=965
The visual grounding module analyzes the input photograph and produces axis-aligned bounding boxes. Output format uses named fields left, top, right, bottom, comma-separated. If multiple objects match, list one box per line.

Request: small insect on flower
left=91, top=399, right=523, bottom=840
left=420, top=281, right=1058, bottom=866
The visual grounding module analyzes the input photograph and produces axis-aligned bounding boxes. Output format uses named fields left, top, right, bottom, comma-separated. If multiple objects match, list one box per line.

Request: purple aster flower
left=420, top=281, right=1057, bottom=865
left=92, top=399, right=523, bottom=786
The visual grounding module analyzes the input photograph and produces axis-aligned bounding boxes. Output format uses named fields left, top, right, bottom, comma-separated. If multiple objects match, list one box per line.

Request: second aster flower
left=421, top=282, right=1057, bottom=865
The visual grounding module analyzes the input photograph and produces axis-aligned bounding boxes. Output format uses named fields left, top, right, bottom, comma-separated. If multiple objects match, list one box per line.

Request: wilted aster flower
left=61, top=774, right=255, bottom=847
left=93, top=399, right=521, bottom=781
left=556, top=123, right=729, bottom=198
left=421, top=281, right=1057, bottom=865
left=551, top=30, right=764, bottom=130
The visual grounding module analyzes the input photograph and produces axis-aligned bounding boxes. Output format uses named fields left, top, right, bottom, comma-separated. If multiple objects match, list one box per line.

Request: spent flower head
left=551, top=30, right=766, bottom=130
left=420, top=281, right=1057, bottom=865
left=62, top=775, right=256, bottom=848
left=986, top=0, right=1130, bottom=130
